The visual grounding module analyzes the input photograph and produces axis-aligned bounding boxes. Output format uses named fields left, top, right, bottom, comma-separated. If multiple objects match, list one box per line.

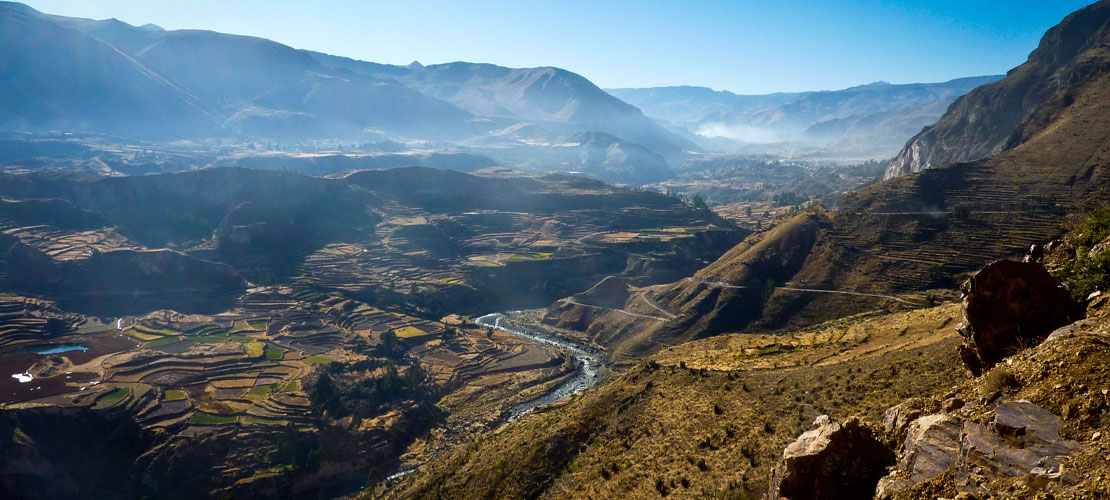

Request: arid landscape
left=2, top=1, right=1110, bottom=499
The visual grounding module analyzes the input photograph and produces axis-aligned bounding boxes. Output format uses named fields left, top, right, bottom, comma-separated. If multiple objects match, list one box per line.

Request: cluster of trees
left=273, top=423, right=320, bottom=472
left=662, top=189, right=710, bottom=210
left=1052, top=206, right=1110, bottom=300
left=310, top=359, right=428, bottom=418
left=771, top=191, right=807, bottom=207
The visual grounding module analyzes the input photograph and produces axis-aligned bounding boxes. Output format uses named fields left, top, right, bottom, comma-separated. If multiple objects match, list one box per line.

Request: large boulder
left=768, top=415, right=895, bottom=500
left=876, top=400, right=1079, bottom=498
left=957, top=260, right=1084, bottom=375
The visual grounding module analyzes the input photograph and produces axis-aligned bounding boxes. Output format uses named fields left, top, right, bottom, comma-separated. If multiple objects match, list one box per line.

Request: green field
left=247, top=384, right=275, bottom=396
left=191, top=334, right=253, bottom=344
left=142, top=336, right=183, bottom=349
left=189, top=413, right=239, bottom=425
left=132, top=324, right=179, bottom=336
left=93, top=387, right=130, bottom=409
left=163, top=389, right=188, bottom=401
left=265, top=349, right=285, bottom=360
left=122, top=329, right=162, bottom=341
left=291, top=290, right=325, bottom=301
left=246, top=341, right=265, bottom=357
left=395, top=326, right=435, bottom=339
left=279, top=380, right=299, bottom=392
left=304, top=355, right=335, bottom=365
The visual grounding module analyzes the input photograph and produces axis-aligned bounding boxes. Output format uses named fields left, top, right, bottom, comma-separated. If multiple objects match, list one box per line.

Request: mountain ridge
left=303, top=53, right=699, bottom=160
left=885, top=0, right=1110, bottom=179
left=609, top=76, right=1002, bottom=159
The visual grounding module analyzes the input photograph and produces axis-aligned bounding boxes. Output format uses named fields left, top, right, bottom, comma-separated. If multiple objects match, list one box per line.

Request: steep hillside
left=542, top=210, right=831, bottom=361
left=708, top=77, right=1000, bottom=134
left=801, top=100, right=955, bottom=158
left=559, top=131, right=674, bottom=184
left=382, top=203, right=1110, bottom=500
left=0, top=3, right=214, bottom=139
left=886, top=0, right=1110, bottom=178
left=381, top=303, right=969, bottom=499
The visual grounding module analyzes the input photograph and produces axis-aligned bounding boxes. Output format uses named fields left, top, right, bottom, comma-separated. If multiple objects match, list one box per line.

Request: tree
left=762, top=278, right=777, bottom=303
left=405, top=360, right=426, bottom=387
left=691, top=193, right=709, bottom=210
left=367, top=467, right=383, bottom=488
left=379, top=330, right=398, bottom=352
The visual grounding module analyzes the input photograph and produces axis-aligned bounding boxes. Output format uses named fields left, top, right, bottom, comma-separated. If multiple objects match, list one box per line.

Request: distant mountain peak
left=139, top=23, right=164, bottom=31
left=407, top=60, right=424, bottom=69
left=846, top=80, right=891, bottom=90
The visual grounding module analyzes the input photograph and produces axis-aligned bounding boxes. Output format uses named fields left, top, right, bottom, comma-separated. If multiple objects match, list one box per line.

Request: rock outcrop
left=876, top=401, right=1080, bottom=498
left=767, top=415, right=895, bottom=500
left=884, top=0, right=1110, bottom=179
left=956, top=260, right=1084, bottom=375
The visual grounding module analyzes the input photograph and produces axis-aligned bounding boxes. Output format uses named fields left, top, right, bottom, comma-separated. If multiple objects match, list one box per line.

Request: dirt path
left=635, top=292, right=677, bottom=319
left=684, top=277, right=917, bottom=305
left=561, top=299, right=669, bottom=321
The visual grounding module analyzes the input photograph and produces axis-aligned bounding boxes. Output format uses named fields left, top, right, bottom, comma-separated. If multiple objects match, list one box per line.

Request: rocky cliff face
left=884, top=0, right=1110, bottom=179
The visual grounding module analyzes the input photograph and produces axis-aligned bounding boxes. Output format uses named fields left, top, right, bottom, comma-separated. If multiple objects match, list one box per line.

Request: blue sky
left=21, top=0, right=1095, bottom=94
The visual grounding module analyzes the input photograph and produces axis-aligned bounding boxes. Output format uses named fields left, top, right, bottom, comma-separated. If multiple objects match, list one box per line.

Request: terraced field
left=298, top=194, right=740, bottom=316
left=0, top=283, right=574, bottom=495
left=0, top=167, right=745, bottom=497
left=0, top=220, right=141, bottom=261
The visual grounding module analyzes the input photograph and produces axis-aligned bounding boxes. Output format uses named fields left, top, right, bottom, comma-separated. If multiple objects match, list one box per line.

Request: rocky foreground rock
left=875, top=400, right=1079, bottom=498
left=767, top=415, right=894, bottom=500
left=956, top=260, right=1084, bottom=376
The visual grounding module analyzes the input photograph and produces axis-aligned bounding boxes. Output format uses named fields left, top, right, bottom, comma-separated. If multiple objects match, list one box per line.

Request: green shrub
left=1052, top=206, right=1110, bottom=300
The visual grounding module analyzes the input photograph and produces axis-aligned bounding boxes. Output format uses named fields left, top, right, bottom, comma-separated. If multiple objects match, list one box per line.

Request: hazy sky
left=20, top=0, right=1095, bottom=94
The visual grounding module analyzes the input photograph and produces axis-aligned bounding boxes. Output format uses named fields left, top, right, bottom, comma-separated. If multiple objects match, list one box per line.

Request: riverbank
left=475, top=312, right=607, bottom=420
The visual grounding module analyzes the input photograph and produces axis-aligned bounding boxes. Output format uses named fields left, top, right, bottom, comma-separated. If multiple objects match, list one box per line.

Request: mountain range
left=0, top=1, right=693, bottom=181
left=609, top=76, right=1003, bottom=158
left=1, top=0, right=1017, bottom=181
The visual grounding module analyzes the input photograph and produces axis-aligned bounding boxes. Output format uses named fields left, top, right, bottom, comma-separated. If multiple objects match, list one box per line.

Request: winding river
left=380, top=311, right=608, bottom=488
left=475, top=312, right=607, bottom=420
